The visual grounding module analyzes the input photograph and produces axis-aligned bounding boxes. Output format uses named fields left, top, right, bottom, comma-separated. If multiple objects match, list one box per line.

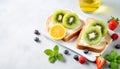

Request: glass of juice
left=79, top=0, right=102, bottom=12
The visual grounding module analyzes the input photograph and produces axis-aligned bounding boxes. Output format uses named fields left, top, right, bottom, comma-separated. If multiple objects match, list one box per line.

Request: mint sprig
left=44, top=49, right=54, bottom=56
left=44, top=45, right=64, bottom=63
left=110, top=62, right=119, bottom=69
left=104, top=50, right=120, bottom=69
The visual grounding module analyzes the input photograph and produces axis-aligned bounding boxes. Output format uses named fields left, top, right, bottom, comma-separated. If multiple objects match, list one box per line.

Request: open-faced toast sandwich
left=76, top=18, right=112, bottom=53
left=46, top=10, right=85, bottom=41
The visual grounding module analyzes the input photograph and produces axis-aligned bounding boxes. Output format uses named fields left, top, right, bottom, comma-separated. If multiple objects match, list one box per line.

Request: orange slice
left=49, top=24, right=66, bottom=40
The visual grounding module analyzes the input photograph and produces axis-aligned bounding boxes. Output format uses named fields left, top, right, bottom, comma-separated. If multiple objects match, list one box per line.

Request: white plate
left=41, top=15, right=114, bottom=62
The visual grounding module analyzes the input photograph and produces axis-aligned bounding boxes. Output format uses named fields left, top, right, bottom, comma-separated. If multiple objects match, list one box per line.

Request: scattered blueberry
left=115, top=44, right=120, bottom=49
left=64, top=50, right=69, bottom=55
left=84, top=49, right=89, bottom=54
left=34, top=30, right=40, bottom=35
left=34, top=37, right=40, bottom=42
left=73, top=55, right=79, bottom=61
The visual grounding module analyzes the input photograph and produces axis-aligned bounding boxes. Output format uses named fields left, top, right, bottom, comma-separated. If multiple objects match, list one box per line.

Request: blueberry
left=34, top=37, right=40, bottom=42
left=64, top=50, right=69, bottom=55
left=34, top=30, right=40, bottom=35
left=115, top=44, right=120, bottom=49
left=73, top=55, right=79, bottom=61
left=84, top=49, right=89, bottom=54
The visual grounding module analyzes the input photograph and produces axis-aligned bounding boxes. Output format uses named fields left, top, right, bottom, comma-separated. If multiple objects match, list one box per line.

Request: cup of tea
left=79, top=0, right=102, bottom=12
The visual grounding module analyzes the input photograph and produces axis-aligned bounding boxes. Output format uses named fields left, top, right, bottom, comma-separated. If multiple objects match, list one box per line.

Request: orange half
left=49, top=24, right=66, bottom=40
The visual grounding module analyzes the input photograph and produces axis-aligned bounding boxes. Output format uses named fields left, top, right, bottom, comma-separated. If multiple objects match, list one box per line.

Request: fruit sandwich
left=76, top=18, right=112, bottom=53
left=46, top=10, right=85, bottom=41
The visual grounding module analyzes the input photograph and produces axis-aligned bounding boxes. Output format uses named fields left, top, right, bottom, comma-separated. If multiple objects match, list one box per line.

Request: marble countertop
left=0, top=0, right=120, bottom=69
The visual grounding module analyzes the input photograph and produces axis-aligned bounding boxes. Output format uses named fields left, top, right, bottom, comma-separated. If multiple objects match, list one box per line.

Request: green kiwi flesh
left=62, top=13, right=79, bottom=29
left=52, top=10, right=66, bottom=24
left=83, top=27, right=102, bottom=45
left=89, top=20, right=107, bottom=36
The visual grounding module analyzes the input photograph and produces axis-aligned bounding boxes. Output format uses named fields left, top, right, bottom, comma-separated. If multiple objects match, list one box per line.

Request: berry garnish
left=96, top=55, right=106, bottom=69
left=84, top=49, right=89, bottom=54
left=111, top=33, right=119, bottom=40
left=73, top=55, right=79, bottom=61
left=78, top=56, right=86, bottom=64
left=108, top=16, right=119, bottom=30
left=64, top=50, right=69, bottom=55
left=115, top=44, right=120, bottom=49
left=34, top=30, right=40, bottom=35
left=34, top=37, right=40, bottom=42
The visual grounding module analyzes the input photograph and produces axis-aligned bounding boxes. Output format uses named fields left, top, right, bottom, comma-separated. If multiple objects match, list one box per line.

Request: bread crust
left=76, top=18, right=112, bottom=53
left=46, top=15, right=85, bottom=41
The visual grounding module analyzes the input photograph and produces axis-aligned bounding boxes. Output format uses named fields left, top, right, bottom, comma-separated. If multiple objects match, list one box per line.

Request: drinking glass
left=79, top=0, right=102, bottom=12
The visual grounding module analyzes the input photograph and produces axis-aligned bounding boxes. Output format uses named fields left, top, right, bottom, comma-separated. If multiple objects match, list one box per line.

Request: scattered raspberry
left=111, top=33, right=119, bottom=40
left=78, top=56, right=86, bottom=64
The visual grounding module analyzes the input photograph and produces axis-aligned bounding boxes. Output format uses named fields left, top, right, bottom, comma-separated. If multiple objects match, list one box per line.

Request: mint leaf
left=116, top=60, right=120, bottom=64
left=105, top=54, right=111, bottom=62
left=110, top=62, right=119, bottom=69
left=109, top=50, right=118, bottom=61
left=116, top=56, right=120, bottom=64
left=56, top=53, right=64, bottom=61
left=53, top=45, right=59, bottom=55
left=44, top=49, right=54, bottom=56
left=49, top=56, right=56, bottom=63
left=53, top=45, right=59, bottom=52
left=54, top=51, right=58, bottom=57
left=116, top=55, right=120, bottom=60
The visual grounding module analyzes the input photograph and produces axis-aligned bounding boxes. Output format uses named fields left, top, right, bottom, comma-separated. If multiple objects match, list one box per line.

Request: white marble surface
left=0, top=0, right=120, bottom=69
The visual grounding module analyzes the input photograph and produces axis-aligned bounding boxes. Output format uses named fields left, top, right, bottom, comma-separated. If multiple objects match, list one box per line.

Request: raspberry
left=78, top=56, right=86, bottom=64
left=111, top=33, right=119, bottom=40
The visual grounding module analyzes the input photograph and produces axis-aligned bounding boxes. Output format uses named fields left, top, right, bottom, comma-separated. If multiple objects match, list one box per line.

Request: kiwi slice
left=62, top=13, right=79, bottom=29
left=83, top=27, right=102, bottom=45
left=52, top=10, right=66, bottom=24
left=89, top=20, right=107, bottom=36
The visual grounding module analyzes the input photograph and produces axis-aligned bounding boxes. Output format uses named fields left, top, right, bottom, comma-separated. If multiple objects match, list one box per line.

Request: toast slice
left=46, top=10, right=85, bottom=41
left=76, top=18, right=112, bottom=53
